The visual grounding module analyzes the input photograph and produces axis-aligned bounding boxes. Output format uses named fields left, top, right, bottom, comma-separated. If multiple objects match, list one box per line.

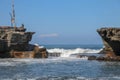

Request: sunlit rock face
left=0, top=26, right=48, bottom=58
left=97, top=28, right=120, bottom=56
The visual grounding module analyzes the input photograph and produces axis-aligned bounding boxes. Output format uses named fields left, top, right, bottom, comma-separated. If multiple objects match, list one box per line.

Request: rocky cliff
left=97, top=28, right=120, bottom=56
left=0, top=26, right=48, bottom=58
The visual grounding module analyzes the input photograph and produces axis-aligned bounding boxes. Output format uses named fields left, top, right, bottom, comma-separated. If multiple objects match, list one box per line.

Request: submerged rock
left=78, top=54, right=120, bottom=61
left=88, top=56, right=97, bottom=60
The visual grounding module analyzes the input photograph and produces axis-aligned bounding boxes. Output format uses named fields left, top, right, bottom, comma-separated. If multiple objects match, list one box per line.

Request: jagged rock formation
left=0, top=25, right=48, bottom=58
left=0, top=0, right=48, bottom=58
left=97, top=28, right=120, bottom=56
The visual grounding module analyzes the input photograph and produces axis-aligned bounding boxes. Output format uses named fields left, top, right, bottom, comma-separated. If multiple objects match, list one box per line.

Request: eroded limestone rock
left=0, top=26, right=48, bottom=58
left=97, top=28, right=120, bottom=56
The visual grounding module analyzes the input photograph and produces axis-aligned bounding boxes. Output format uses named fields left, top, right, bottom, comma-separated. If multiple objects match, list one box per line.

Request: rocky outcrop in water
left=0, top=0, right=48, bottom=58
left=77, top=27, right=120, bottom=61
left=0, top=26, right=48, bottom=58
left=97, top=28, right=120, bottom=57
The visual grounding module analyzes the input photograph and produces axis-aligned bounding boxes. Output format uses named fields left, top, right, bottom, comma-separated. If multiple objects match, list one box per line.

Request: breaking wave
left=47, top=48, right=102, bottom=57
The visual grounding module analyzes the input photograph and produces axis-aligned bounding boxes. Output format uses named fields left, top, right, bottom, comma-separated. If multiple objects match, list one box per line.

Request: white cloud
left=39, top=33, right=59, bottom=38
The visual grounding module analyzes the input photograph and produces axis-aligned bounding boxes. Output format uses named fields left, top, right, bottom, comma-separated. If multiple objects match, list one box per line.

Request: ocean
left=0, top=44, right=120, bottom=80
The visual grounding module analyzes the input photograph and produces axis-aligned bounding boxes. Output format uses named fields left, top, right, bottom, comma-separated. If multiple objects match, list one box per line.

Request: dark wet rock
left=88, top=56, right=97, bottom=60
left=97, top=28, right=120, bottom=56
left=48, top=52, right=61, bottom=57
left=34, top=46, right=48, bottom=58
left=9, top=45, right=48, bottom=58
left=77, top=55, right=87, bottom=58
left=89, top=56, right=120, bottom=61
left=0, top=26, right=48, bottom=58
left=0, top=0, right=48, bottom=58
left=96, top=57, right=106, bottom=61
left=98, top=48, right=105, bottom=54
left=78, top=53, right=120, bottom=61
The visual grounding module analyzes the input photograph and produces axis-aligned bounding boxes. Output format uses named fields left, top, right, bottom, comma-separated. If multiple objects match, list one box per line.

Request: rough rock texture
left=97, top=28, right=120, bottom=56
left=77, top=54, right=120, bottom=61
left=34, top=46, right=48, bottom=58
left=0, top=0, right=48, bottom=58
left=89, top=56, right=120, bottom=61
left=0, top=26, right=48, bottom=58
left=0, top=44, right=48, bottom=58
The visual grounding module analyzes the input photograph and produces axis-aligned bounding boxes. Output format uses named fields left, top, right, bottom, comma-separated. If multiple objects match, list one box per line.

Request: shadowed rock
left=0, top=0, right=48, bottom=58
left=97, top=28, right=120, bottom=56
left=0, top=26, right=48, bottom=58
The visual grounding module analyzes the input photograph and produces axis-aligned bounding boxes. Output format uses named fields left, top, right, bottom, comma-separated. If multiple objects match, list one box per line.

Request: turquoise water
left=0, top=44, right=120, bottom=80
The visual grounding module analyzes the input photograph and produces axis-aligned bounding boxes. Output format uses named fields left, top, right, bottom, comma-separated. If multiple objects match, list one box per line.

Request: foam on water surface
left=47, top=48, right=102, bottom=57
left=0, top=57, right=88, bottom=66
left=0, top=58, right=120, bottom=79
left=0, top=44, right=119, bottom=80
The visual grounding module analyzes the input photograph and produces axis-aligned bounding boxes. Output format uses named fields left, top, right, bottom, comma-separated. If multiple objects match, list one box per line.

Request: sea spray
left=47, top=48, right=102, bottom=57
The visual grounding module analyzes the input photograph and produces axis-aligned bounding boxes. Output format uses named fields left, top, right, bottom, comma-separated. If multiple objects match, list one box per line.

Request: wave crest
left=47, top=48, right=102, bottom=57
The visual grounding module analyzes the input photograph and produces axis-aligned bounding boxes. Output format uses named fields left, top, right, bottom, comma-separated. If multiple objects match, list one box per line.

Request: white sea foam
left=34, top=44, right=102, bottom=58
left=0, top=58, right=87, bottom=67
left=34, top=43, right=44, bottom=48
left=47, top=48, right=102, bottom=57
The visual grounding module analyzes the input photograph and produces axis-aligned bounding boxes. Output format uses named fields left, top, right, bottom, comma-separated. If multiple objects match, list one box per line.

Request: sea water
left=0, top=44, right=120, bottom=80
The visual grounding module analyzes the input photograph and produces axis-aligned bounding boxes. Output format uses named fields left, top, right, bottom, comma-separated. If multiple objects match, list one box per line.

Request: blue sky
left=0, top=0, right=120, bottom=44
